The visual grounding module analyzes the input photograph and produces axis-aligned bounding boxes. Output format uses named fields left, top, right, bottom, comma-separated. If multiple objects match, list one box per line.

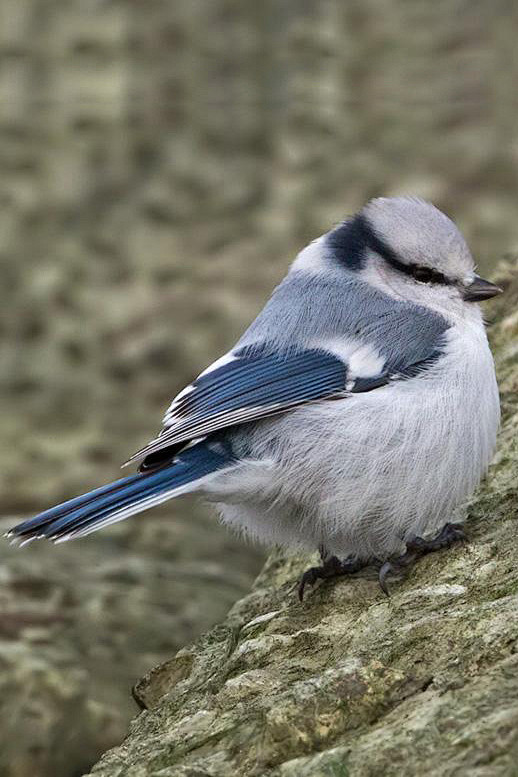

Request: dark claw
left=378, top=553, right=417, bottom=596
left=406, top=523, right=466, bottom=554
left=377, top=522, right=467, bottom=595
left=378, top=562, right=393, bottom=597
left=298, top=554, right=368, bottom=601
left=298, top=567, right=321, bottom=601
left=405, top=535, right=428, bottom=552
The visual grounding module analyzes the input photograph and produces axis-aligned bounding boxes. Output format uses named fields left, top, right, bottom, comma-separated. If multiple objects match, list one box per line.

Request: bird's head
left=318, top=196, right=502, bottom=318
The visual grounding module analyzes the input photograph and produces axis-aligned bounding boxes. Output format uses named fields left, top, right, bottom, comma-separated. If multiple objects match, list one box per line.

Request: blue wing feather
left=9, top=441, right=234, bottom=542
left=128, top=348, right=348, bottom=463
left=129, top=333, right=447, bottom=466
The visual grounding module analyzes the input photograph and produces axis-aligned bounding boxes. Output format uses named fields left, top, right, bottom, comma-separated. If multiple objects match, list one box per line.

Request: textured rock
left=0, top=512, right=263, bottom=777
left=1, top=2, right=518, bottom=776
left=85, top=266, right=518, bottom=776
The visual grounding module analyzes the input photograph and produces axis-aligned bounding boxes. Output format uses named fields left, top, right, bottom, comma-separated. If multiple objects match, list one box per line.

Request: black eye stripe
left=408, top=264, right=449, bottom=285
left=352, top=215, right=452, bottom=286
left=329, top=214, right=454, bottom=286
left=386, top=256, right=448, bottom=284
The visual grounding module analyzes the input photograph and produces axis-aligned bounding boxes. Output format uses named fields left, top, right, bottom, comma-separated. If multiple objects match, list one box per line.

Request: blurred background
left=0, top=1, right=517, bottom=775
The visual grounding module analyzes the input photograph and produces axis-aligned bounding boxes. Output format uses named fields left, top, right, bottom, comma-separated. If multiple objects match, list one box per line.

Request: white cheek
left=360, top=256, right=410, bottom=301
left=360, top=254, right=467, bottom=323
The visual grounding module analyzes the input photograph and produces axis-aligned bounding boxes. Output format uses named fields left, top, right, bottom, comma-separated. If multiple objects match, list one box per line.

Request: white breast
left=210, top=310, right=500, bottom=560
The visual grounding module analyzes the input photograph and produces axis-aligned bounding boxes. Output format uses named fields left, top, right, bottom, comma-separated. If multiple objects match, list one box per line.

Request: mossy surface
left=86, top=263, right=518, bottom=776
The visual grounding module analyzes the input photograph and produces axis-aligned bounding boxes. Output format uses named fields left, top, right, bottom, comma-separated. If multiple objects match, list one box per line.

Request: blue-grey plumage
left=8, top=196, right=502, bottom=594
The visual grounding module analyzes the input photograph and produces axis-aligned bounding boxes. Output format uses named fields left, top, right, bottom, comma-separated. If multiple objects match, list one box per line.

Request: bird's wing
left=126, top=336, right=445, bottom=468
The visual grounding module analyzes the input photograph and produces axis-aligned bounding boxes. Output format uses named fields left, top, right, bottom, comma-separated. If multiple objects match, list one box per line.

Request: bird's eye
left=411, top=265, right=436, bottom=283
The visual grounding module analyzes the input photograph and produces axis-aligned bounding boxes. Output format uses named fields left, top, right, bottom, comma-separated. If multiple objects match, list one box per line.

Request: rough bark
left=85, top=262, right=518, bottom=777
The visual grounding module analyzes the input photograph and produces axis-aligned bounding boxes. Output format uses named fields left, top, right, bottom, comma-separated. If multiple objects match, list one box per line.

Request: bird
left=8, top=196, right=502, bottom=598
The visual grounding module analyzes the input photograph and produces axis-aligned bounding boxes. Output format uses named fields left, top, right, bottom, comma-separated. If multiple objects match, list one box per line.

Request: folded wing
left=127, top=346, right=349, bottom=467
left=127, top=332, right=446, bottom=470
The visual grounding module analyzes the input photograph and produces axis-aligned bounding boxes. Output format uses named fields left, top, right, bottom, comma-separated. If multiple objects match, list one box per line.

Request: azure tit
left=9, top=197, right=502, bottom=598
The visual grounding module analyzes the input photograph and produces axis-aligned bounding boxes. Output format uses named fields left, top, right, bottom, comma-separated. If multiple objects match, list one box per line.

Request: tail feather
left=8, top=471, right=145, bottom=539
left=7, top=441, right=234, bottom=543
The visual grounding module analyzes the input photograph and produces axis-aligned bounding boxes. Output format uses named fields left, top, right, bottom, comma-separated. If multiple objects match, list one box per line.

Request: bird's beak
left=463, top=275, right=503, bottom=302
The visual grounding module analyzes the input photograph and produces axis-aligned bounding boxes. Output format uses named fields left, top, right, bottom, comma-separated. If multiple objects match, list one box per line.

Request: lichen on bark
left=87, top=263, right=518, bottom=777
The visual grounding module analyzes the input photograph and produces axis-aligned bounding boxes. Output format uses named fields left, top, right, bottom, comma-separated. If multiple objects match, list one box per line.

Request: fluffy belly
left=212, top=332, right=499, bottom=560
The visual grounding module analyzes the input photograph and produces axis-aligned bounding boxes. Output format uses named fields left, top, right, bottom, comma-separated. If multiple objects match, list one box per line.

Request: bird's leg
left=378, top=522, right=467, bottom=595
left=318, top=544, right=330, bottom=563
left=298, top=554, right=368, bottom=601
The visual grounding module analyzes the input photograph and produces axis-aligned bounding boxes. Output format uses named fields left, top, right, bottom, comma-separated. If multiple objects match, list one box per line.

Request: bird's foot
left=298, top=555, right=367, bottom=601
left=378, top=522, right=467, bottom=596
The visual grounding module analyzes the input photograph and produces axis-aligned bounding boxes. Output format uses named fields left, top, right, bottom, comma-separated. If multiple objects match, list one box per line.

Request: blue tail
left=7, top=441, right=234, bottom=544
